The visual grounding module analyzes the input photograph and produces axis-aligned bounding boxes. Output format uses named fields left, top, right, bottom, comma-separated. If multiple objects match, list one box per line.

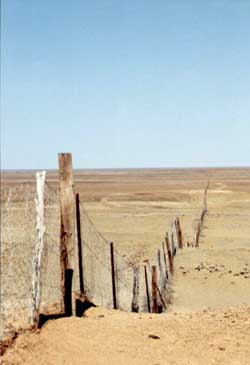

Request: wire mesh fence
left=0, top=180, right=63, bottom=341
left=0, top=171, right=184, bottom=342
left=77, top=200, right=175, bottom=313
left=39, top=184, right=62, bottom=315
left=0, top=183, right=37, bottom=340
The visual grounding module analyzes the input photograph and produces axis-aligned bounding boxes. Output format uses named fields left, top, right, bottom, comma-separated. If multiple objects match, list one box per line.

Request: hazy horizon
left=1, top=165, right=250, bottom=173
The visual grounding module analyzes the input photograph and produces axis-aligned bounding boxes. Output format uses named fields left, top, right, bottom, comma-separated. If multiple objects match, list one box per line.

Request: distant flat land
left=3, top=167, right=249, bottom=265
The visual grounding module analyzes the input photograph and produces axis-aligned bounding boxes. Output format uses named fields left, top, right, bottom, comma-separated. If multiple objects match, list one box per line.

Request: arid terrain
left=1, top=167, right=250, bottom=364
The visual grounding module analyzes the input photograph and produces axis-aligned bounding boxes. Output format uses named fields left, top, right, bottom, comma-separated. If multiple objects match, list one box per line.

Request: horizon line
left=1, top=165, right=250, bottom=173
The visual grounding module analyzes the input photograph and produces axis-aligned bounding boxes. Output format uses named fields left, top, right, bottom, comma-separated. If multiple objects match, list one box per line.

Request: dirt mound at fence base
left=2, top=306, right=250, bottom=365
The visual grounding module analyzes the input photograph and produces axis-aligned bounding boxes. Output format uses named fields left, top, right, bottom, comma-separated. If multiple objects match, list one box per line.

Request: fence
left=1, top=182, right=37, bottom=341
left=194, top=181, right=209, bottom=247
left=0, top=177, right=63, bottom=344
left=0, top=154, right=208, bottom=347
left=0, top=154, right=207, bottom=349
left=76, top=197, right=177, bottom=313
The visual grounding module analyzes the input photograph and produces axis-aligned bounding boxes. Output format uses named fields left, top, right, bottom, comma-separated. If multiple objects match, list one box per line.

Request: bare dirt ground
left=2, top=307, right=250, bottom=365
left=1, top=168, right=250, bottom=364
left=172, top=177, right=250, bottom=312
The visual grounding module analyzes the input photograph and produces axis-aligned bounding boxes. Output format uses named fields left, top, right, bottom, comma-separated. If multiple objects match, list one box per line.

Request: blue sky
left=1, top=0, right=250, bottom=169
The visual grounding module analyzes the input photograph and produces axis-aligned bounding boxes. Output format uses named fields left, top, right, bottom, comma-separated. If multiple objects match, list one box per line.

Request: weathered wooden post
left=162, top=241, right=169, bottom=280
left=110, top=242, right=117, bottom=309
left=76, top=193, right=84, bottom=294
left=171, top=231, right=176, bottom=257
left=165, top=233, right=174, bottom=275
left=204, top=180, right=209, bottom=212
left=152, top=265, right=158, bottom=313
left=195, top=222, right=201, bottom=247
left=132, top=265, right=140, bottom=312
left=144, top=265, right=151, bottom=313
left=58, top=153, right=75, bottom=316
left=175, top=217, right=183, bottom=249
left=157, top=248, right=164, bottom=290
left=157, top=285, right=167, bottom=311
left=32, top=171, right=46, bottom=326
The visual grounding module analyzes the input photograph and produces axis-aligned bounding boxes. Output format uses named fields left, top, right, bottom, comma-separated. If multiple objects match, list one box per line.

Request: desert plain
left=1, top=167, right=250, bottom=364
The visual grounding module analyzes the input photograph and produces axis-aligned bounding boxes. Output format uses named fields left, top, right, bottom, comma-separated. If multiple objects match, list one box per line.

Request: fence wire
left=79, top=203, right=134, bottom=310
left=40, top=183, right=61, bottom=314
left=1, top=178, right=171, bottom=342
left=78, top=202, right=168, bottom=312
left=0, top=183, right=37, bottom=340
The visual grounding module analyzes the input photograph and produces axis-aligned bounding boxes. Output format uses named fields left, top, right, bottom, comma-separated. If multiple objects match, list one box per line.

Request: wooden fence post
left=132, top=265, right=140, bottom=312
left=165, top=234, right=174, bottom=275
left=110, top=242, right=117, bottom=309
left=157, top=285, right=167, bottom=311
left=204, top=180, right=209, bottom=212
left=76, top=193, right=84, bottom=294
left=171, top=231, right=176, bottom=257
left=58, top=153, right=75, bottom=316
left=157, top=249, right=164, bottom=289
left=32, top=171, right=46, bottom=326
left=144, top=265, right=151, bottom=313
left=195, top=181, right=209, bottom=247
left=162, top=241, right=169, bottom=280
left=152, top=265, right=158, bottom=313
left=195, top=222, right=201, bottom=247
left=175, top=217, right=183, bottom=249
